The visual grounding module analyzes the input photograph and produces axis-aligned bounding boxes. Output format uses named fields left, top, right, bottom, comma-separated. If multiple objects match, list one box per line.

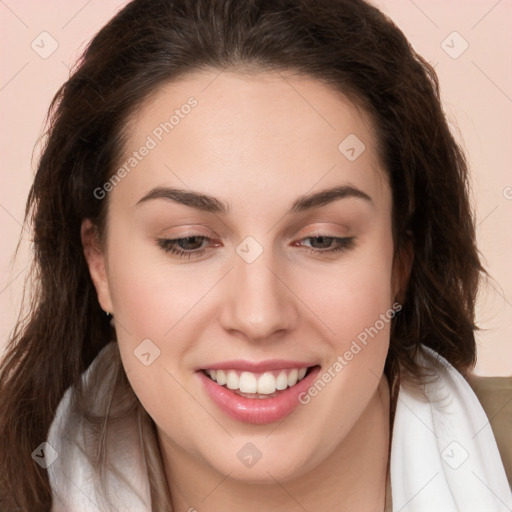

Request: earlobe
left=81, top=219, right=113, bottom=313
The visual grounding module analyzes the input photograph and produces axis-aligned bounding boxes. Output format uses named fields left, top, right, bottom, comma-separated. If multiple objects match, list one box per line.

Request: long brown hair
left=0, top=0, right=484, bottom=509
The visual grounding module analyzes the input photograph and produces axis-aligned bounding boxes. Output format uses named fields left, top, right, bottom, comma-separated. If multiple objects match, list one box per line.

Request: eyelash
left=157, top=235, right=355, bottom=259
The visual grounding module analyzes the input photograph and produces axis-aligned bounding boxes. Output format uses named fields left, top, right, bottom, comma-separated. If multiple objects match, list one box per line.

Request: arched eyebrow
left=135, top=184, right=373, bottom=215
left=289, top=185, right=373, bottom=213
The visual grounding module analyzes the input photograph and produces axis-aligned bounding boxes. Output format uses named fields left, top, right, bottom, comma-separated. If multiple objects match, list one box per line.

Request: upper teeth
left=205, top=368, right=308, bottom=394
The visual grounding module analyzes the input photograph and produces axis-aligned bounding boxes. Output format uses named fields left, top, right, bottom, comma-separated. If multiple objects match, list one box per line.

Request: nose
left=219, top=245, right=299, bottom=343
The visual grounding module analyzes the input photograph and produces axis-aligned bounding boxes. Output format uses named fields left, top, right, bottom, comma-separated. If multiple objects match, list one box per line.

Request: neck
left=160, top=375, right=391, bottom=512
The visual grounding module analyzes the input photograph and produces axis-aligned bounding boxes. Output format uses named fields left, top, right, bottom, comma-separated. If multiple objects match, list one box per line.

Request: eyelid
left=155, top=224, right=214, bottom=237
left=292, top=223, right=351, bottom=238
left=156, top=232, right=356, bottom=260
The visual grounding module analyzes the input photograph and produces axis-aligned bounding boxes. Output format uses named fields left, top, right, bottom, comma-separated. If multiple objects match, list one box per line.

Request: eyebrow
left=135, top=184, right=373, bottom=215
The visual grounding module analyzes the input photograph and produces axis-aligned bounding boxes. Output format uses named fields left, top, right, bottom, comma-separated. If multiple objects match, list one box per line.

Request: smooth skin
left=82, top=69, right=411, bottom=511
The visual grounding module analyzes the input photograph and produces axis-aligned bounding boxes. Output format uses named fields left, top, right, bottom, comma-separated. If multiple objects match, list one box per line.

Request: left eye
left=157, top=235, right=355, bottom=259
left=157, top=236, right=213, bottom=259
left=298, top=235, right=354, bottom=252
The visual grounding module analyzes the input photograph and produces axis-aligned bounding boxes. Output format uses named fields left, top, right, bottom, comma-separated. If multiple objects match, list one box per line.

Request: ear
left=81, top=219, right=113, bottom=313
left=392, top=237, right=413, bottom=304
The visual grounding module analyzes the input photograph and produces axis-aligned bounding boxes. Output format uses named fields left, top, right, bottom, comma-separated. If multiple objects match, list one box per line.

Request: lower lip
left=197, top=366, right=321, bottom=424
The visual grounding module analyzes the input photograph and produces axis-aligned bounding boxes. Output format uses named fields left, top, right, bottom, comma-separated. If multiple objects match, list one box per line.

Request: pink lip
left=197, top=365, right=321, bottom=424
left=198, top=359, right=316, bottom=372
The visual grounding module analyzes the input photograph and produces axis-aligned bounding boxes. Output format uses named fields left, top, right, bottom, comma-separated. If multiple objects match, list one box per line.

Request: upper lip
left=198, top=359, right=318, bottom=372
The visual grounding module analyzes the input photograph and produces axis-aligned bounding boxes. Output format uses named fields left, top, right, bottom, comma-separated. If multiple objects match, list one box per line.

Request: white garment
left=47, top=343, right=512, bottom=511
left=390, top=346, right=512, bottom=512
left=48, top=343, right=151, bottom=511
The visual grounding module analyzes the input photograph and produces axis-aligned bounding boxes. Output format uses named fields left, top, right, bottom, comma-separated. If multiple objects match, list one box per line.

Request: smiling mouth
left=200, top=366, right=319, bottom=399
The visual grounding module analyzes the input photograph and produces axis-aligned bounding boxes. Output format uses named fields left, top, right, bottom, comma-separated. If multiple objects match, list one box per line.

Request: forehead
left=113, top=69, right=389, bottom=214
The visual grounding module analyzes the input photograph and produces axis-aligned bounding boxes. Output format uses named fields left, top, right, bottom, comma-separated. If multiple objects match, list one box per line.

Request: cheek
left=289, top=239, right=395, bottom=451
left=109, top=262, right=190, bottom=334
left=105, top=225, right=207, bottom=341
left=106, top=252, right=206, bottom=445
left=295, top=231, right=396, bottom=355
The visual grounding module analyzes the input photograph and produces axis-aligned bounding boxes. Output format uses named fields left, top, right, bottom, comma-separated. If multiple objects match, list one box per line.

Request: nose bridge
left=221, top=238, right=297, bottom=341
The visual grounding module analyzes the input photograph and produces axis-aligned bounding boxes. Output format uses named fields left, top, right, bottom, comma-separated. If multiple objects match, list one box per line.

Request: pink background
left=1, top=0, right=511, bottom=375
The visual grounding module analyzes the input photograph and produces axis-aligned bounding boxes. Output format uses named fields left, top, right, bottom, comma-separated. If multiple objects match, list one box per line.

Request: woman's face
left=84, top=69, right=405, bottom=483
